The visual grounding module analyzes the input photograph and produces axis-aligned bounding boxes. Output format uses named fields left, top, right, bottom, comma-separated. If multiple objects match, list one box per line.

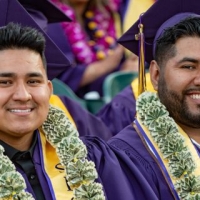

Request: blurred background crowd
left=13, top=0, right=156, bottom=115
left=22, top=0, right=155, bottom=114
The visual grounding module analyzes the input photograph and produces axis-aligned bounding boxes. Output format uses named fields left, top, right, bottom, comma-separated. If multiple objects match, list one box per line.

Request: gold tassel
left=135, top=23, right=146, bottom=96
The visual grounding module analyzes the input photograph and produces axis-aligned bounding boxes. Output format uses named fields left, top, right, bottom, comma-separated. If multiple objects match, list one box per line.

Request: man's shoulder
left=112, top=85, right=135, bottom=103
left=108, top=124, right=156, bottom=163
left=81, top=126, right=174, bottom=200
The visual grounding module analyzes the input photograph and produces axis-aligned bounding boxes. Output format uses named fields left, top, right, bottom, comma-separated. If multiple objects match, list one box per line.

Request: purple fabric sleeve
left=96, top=85, right=136, bottom=135
left=57, top=65, right=85, bottom=93
left=82, top=136, right=137, bottom=200
left=59, top=95, right=113, bottom=140
left=108, top=125, right=175, bottom=200
left=82, top=132, right=171, bottom=200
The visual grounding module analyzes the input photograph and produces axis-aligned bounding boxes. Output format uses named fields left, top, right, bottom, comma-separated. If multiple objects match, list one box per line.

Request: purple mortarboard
left=0, top=0, right=71, bottom=80
left=18, top=0, right=71, bottom=31
left=18, top=0, right=71, bottom=23
left=118, top=0, right=200, bottom=64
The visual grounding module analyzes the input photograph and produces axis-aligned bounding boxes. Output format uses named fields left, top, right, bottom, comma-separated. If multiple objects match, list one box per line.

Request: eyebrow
left=177, top=57, right=199, bottom=64
left=0, top=73, right=16, bottom=77
left=26, top=72, right=44, bottom=78
left=0, top=72, right=44, bottom=78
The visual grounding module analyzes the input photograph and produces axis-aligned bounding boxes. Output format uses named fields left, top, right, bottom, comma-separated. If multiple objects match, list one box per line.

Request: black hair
left=155, top=16, right=200, bottom=67
left=0, top=22, right=47, bottom=69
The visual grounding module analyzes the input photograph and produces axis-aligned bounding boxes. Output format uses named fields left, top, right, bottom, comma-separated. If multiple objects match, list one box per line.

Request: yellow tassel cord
left=135, top=23, right=146, bottom=96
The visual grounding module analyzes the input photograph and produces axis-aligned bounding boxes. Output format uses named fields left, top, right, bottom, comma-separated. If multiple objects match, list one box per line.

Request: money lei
left=137, top=91, right=200, bottom=200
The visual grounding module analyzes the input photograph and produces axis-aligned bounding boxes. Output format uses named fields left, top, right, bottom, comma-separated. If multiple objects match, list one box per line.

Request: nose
left=192, top=68, right=200, bottom=86
left=12, top=82, right=31, bottom=101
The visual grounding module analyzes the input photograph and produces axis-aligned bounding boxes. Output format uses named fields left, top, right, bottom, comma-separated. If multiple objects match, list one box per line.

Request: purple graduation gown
left=16, top=131, right=134, bottom=200
left=96, top=85, right=136, bottom=136
left=82, top=136, right=138, bottom=200
left=19, top=131, right=138, bottom=200
left=107, top=124, right=180, bottom=199
left=83, top=124, right=174, bottom=200
left=19, top=125, right=198, bottom=200
left=58, top=95, right=113, bottom=140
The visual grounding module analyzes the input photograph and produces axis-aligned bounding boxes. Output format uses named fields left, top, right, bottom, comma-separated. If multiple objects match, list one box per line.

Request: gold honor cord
left=135, top=23, right=146, bottom=96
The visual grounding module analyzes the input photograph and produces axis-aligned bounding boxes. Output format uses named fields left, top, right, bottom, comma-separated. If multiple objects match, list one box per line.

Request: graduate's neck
left=178, top=123, right=200, bottom=144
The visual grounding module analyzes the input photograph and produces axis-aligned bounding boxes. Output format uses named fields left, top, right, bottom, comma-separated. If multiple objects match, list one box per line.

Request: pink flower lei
left=51, top=0, right=120, bottom=65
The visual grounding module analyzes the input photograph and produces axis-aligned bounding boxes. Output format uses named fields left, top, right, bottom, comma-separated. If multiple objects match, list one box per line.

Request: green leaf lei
left=136, top=91, right=200, bottom=200
left=0, top=105, right=105, bottom=200
left=0, top=145, right=34, bottom=200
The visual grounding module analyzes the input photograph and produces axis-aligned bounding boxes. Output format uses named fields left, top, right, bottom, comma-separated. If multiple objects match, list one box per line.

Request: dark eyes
left=27, top=80, right=41, bottom=84
left=0, top=80, right=12, bottom=85
left=0, top=79, right=41, bottom=86
left=181, top=65, right=195, bottom=70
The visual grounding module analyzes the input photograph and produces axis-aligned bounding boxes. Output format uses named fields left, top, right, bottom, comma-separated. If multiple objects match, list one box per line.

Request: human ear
left=48, top=80, right=53, bottom=96
left=149, top=60, right=160, bottom=91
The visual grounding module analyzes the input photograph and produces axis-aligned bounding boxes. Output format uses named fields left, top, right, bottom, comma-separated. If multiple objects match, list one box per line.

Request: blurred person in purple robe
left=48, top=0, right=139, bottom=98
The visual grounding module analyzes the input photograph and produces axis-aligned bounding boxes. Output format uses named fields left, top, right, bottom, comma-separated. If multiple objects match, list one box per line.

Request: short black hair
left=155, top=16, right=200, bottom=67
left=0, top=22, right=47, bottom=69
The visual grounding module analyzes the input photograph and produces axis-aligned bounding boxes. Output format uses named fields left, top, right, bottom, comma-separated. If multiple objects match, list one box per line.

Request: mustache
left=183, top=87, right=200, bottom=94
left=6, top=102, right=37, bottom=109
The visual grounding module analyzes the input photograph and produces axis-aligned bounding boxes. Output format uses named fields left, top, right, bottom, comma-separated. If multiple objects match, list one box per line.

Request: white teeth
left=191, top=94, right=200, bottom=99
left=10, top=109, right=31, bottom=113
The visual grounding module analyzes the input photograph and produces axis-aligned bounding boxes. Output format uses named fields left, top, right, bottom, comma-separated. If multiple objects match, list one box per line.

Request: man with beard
left=99, top=0, right=200, bottom=199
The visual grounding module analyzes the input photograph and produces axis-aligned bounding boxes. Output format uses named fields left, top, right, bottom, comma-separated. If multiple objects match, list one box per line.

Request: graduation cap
left=118, top=0, right=200, bottom=95
left=118, top=0, right=200, bottom=63
left=0, top=0, right=71, bottom=80
left=18, top=0, right=71, bottom=23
